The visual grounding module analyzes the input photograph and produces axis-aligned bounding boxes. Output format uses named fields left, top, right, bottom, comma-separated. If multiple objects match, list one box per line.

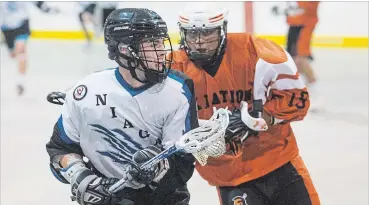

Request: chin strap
left=114, top=51, right=149, bottom=84
left=114, top=46, right=167, bottom=84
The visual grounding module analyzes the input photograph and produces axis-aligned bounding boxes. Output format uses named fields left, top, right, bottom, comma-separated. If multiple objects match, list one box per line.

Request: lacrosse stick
left=108, top=106, right=230, bottom=193
left=46, top=90, right=267, bottom=147
left=47, top=91, right=66, bottom=105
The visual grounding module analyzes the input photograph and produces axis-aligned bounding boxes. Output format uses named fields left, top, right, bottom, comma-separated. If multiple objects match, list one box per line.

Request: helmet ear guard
left=107, top=41, right=136, bottom=69
left=109, top=41, right=151, bottom=84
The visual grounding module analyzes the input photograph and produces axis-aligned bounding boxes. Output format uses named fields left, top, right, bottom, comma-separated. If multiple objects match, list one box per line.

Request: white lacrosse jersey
left=57, top=68, right=198, bottom=178
left=0, top=2, right=30, bottom=30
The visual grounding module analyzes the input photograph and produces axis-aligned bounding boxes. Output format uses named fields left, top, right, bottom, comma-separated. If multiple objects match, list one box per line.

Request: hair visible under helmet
left=104, top=8, right=173, bottom=84
left=178, top=3, right=229, bottom=67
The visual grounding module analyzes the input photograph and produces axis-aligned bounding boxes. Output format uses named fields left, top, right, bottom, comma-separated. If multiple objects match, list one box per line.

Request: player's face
left=138, top=37, right=167, bottom=72
left=184, top=29, right=220, bottom=56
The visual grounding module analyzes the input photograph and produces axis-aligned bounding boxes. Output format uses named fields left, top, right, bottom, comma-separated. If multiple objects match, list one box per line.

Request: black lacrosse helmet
left=104, top=8, right=173, bottom=84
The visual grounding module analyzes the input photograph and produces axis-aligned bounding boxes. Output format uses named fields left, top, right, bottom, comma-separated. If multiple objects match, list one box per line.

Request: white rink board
left=1, top=40, right=368, bottom=205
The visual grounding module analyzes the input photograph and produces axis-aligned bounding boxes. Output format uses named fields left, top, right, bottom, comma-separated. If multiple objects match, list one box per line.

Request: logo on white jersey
left=73, top=85, right=88, bottom=101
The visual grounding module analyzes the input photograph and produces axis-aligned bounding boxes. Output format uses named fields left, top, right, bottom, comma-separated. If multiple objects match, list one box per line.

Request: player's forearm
left=46, top=123, right=85, bottom=184
left=46, top=123, right=84, bottom=163
left=261, top=111, right=285, bottom=126
left=263, top=105, right=309, bottom=125
left=263, top=89, right=310, bottom=124
left=60, top=153, right=83, bottom=168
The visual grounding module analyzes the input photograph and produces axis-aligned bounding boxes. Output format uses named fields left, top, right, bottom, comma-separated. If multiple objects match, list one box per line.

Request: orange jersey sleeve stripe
left=276, top=73, right=300, bottom=81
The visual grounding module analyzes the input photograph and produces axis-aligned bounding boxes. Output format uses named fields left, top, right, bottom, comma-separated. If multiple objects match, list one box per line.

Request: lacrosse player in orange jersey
left=170, top=3, right=321, bottom=205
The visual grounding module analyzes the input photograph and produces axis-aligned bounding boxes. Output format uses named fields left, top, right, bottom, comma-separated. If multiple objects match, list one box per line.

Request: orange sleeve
left=252, top=37, right=310, bottom=123
left=299, top=1, right=319, bottom=16
left=287, top=2, right=320, bottom=26
left=263, top=87, right=310, bottom=123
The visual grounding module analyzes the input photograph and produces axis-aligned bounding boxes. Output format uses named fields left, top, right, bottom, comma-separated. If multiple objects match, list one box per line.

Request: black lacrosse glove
left=126, top=145, right=170, bottom=190
left=225, top=108, right=259, bottom=155
left=68, top=165, right=122, bottom=205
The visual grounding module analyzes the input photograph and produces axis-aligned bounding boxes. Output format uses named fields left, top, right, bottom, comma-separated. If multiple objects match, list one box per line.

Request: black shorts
left=218, top=157, right=320, bottom=205
left=1, top=20, right=30, bottom=51
left=117, top=184, right=190, bottom=205
left=286, top=25, right=316, bottom=58
left=286, top=26, right=303, bottom=57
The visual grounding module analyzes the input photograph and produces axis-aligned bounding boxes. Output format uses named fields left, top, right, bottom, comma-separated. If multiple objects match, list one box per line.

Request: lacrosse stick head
left=176, top=107, right=230, bottom=166
left=47, top=91, right=66, bottom=105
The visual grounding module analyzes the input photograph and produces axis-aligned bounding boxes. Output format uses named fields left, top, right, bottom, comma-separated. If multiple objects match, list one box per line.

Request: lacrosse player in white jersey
left=46, top=8, right=198, bottom=205
left=0, top=2, right=59, bottom=95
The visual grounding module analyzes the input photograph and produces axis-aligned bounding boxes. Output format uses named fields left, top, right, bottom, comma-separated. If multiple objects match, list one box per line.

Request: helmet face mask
left=178, top=3, right=229, bottom=66
left=104, top=8, right=173, bottom=84
left=180, top=27, right=222, bottom=64
left=137, top=37, right=171, bottom=72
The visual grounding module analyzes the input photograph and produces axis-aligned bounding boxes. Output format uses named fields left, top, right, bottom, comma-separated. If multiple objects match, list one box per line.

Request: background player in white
left=46, top=8, right=198, bottom=205
left=0, top=1, right=59, bottom=95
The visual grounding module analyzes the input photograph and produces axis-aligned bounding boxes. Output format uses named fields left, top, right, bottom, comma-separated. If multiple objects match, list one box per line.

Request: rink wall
left=26, top=1, right=368, bottom=48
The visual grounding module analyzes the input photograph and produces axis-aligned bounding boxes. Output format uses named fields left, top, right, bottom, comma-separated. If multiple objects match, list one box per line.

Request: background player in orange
left=171, top=3, right=320, bottom=205
left=273, top=2, right=320, bottom=86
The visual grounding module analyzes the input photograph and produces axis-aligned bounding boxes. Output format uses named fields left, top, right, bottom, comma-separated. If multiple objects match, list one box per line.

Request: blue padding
left=15, top=34, right=29, bottom=41
left=57, top=115, right=75, bottom=145
left=49, top=164, right=69, bottom=184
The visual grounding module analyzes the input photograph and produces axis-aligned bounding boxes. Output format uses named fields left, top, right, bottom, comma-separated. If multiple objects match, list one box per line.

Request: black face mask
left=181, top=28, right=222, bottom=65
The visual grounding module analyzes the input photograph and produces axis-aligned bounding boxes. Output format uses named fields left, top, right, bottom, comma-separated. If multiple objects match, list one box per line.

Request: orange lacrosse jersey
left=287, top=2, right=320, bottom=26
left=170, top=33, right=310, bottom=186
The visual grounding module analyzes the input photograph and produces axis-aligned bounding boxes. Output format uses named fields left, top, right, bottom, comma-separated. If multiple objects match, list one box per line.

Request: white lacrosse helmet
left=178, top=3, right=229, bottom=29
left=178, top=3, right=229, bottom=66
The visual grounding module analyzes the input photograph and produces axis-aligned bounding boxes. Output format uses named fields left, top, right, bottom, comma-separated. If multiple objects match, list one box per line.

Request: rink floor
left=1, top=39, right=368, bottom=205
